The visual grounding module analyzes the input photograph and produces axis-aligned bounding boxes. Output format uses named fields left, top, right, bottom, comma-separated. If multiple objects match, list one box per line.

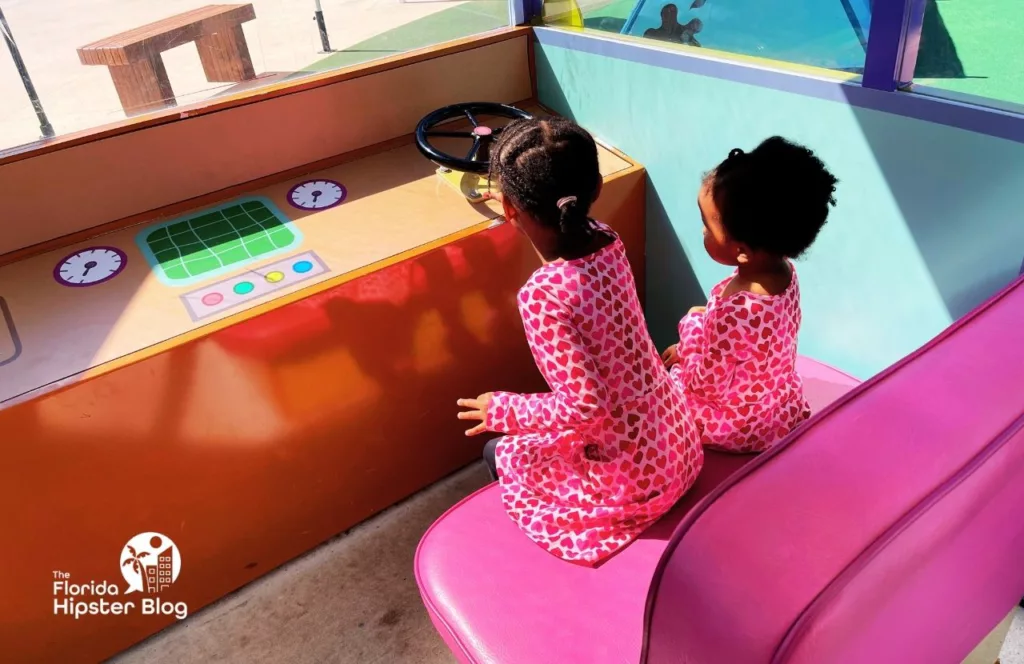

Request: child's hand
left=688, top=306, right=706, bottom=315
left=457, top=393, right=494, bottom=437
left=661, top=344, right=680, bottom=369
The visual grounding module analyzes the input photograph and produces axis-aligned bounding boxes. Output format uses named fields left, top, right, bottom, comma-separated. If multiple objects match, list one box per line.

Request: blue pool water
left=622, top=0, right=871, bottom=71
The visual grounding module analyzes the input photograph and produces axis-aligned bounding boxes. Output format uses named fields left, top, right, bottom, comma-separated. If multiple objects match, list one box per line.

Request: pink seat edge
left=415, top=482, right=501, bottom=664
left=425, top=600, right=475, bottom=664
left=795, top=355, right=859, bottom=383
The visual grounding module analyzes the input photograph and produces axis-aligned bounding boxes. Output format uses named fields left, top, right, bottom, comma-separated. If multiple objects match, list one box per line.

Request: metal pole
left=0, top=5, right=54, bottom=139
left=313, top=0, right=332, bottom=53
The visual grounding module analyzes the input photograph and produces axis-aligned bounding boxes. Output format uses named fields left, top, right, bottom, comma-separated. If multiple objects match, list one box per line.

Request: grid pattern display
left=143, top=201, right=297, bottom=281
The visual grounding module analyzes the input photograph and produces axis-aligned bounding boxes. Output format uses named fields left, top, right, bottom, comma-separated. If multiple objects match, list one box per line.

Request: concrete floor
left=1003, top=609, right=1024, bottom=664
left=108, top=461, right=1024, bottom=664
left=109, top=463, right=490, bottom=664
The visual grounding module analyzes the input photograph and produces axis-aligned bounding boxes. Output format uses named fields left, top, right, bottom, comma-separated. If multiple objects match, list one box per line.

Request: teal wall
left=536, top=41, right=1024, bottom=379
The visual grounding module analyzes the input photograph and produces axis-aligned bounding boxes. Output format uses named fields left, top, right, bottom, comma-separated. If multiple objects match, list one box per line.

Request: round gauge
left=54, top=246, right=127, bottom=287
left=287, top=179, right=347, bottom=211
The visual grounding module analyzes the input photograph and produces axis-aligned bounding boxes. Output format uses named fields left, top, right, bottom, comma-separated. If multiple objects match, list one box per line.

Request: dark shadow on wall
left=646, top=181, right=706, bottom=348
left=842, top=94, right=1024, bottom=320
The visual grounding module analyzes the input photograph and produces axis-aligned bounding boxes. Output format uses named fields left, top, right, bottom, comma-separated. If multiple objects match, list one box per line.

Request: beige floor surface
left=107, top=462, right=489, bottom=664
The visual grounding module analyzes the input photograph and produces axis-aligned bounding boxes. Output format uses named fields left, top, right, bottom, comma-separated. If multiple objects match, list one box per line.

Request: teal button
left=293, top=260, right=313, bottom=274
left=233, top=281, right=255, bottom=295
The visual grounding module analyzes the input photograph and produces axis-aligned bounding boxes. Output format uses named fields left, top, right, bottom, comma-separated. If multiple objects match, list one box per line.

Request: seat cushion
left=415, top=356, right=859, bottom=664
left=796, top=355, right=861, bottom=414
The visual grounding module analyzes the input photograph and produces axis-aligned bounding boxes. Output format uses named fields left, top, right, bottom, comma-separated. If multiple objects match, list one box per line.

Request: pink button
left=472, top=126, right=493, bottom=137
left=201, top=292, right=224, bottom=306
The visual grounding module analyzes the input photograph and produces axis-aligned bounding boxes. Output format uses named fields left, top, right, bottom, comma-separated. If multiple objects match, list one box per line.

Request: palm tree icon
left=122, top=545, right=150, bottom=587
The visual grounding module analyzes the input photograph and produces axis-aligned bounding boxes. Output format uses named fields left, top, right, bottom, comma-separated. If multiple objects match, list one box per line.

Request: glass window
left=912, top=0, right=1024, bottom=108
left=0, top=0, right=509, bottom=153
left=546, top=0, right=872, bottom=73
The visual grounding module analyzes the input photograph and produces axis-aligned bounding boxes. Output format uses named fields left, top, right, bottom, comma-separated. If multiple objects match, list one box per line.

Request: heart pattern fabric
left=486, top=224, right=702, bottom=565
left=671, top=265, right=811, bottom=453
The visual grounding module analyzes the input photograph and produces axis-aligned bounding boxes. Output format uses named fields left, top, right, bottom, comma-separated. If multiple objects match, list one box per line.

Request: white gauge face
left=55, top=247, right=126, bottom=287
left=288, top=179, right=346, bottom=210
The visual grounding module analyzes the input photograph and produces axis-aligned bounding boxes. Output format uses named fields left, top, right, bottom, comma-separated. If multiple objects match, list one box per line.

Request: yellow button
left=265, top=271, right=285, bottom=283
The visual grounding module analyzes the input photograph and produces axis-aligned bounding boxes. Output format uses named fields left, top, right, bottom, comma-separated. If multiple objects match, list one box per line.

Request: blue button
left=293, top=260, right=313, bottom=274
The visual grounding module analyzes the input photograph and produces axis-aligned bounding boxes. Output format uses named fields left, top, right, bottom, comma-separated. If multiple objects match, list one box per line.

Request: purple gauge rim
left=286, top=179, right=348, bottom=211
left=53, top=246, right=128, bottom=287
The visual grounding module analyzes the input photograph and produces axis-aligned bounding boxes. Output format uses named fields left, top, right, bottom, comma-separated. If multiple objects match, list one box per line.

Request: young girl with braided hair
left=457, top=118, right=702, bottom=565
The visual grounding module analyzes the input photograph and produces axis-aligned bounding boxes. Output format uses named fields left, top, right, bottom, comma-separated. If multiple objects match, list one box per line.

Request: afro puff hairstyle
left=707, top=136, right=838, bottom=259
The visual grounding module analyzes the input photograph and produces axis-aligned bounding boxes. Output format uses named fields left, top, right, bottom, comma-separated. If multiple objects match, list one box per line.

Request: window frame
left=526, top=0, right=1020, bottom=116
left=3, top=0, right=1020, bottom=162
left=861, top=0, right=927, bottom=92
left=0, top=4, right=521, bottom=162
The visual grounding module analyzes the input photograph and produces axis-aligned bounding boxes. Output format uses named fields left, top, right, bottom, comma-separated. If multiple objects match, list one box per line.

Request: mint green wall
left=536, top=42, right=1024, bottom=379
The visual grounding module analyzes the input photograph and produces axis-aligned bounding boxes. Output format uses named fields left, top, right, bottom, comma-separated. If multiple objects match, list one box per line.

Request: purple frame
left=53, top=246, right=128, bottom=288
left=286, top=179, right=348, bottom=211
left=509, top=0, right=541, bottom=26
left=861, top=0, right=927, bottom=91
left=509, top=0, right=526, bottom=26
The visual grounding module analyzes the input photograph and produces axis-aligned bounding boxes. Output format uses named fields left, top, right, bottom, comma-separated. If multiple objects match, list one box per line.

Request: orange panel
left=0, top=170, right=645, bottom=664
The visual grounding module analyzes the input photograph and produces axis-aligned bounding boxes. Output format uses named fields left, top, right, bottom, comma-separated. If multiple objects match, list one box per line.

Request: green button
left=233, top=281, right=255, bottom=295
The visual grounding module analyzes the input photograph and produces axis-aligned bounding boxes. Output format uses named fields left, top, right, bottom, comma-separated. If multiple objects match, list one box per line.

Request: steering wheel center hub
left=472, top=126, right=494, bottom=137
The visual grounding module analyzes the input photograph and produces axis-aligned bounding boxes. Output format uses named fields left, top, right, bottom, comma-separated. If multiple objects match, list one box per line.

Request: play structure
left=1, top=11, right=1023, bottom=664
left=623, top=0, right=871, bottom=70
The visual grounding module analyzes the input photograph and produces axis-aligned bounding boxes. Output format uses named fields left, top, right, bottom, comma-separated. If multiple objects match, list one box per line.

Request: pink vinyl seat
left=415, top=358, right=861, bottom=664
left=416, top=274, right=1024, bottom=664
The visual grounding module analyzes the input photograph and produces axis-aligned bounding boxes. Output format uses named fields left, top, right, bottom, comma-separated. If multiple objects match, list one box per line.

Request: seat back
left=643, top=275, right=1024, bottom=664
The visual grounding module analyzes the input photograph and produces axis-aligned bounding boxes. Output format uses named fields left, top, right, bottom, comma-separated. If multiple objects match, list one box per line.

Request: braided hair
left=708, top=136, right=838, bottom=259
left=489, top=117, right=601, bottom=252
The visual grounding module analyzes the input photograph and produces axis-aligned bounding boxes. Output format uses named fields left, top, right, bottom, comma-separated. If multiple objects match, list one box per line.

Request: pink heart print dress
left=484, top=224, right=703, bottom=565
left=670, top=264, right=811, bottom=453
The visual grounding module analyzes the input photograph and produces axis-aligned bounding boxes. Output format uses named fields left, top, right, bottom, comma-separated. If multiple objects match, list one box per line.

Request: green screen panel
left=141, top=200, right=299, bottom=283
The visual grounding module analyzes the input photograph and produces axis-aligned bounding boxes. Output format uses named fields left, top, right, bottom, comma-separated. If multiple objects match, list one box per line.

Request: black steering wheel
left=415, top=102, right=534, bottom=175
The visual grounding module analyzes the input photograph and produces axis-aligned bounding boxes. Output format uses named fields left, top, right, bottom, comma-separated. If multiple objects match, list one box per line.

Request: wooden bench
left=77, top=4, right=257, bottom=116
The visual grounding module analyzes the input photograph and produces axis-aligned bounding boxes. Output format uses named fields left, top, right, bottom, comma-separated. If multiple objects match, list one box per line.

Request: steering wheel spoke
left=464, top=109, right=480, bottom=127
left=467, top=137, right=482, bottom=161
left=426, top=130, right=475, bottom=139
